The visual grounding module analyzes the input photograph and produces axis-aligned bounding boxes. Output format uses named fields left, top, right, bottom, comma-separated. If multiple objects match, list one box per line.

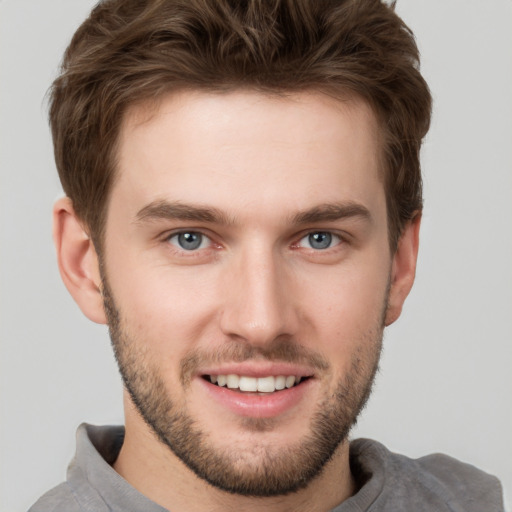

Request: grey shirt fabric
left=29, top=423, right=504, bottom=512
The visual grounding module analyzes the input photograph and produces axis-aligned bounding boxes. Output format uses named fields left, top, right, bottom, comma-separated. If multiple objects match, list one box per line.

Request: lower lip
left=197, top=377, right=313, bottom=418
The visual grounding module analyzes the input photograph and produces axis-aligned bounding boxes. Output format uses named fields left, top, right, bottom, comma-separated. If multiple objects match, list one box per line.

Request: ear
left=53, top=197, right=107, bottom=324
left=385, top=214, right=421, bottom=326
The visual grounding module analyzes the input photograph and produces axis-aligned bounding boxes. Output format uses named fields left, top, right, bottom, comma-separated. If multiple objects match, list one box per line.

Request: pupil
left=178, top=232, right=202, bottom=250
left=309, top=232, right=331, bottom=250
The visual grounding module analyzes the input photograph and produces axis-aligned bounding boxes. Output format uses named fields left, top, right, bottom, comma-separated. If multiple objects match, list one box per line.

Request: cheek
left=106, top=257, right=222, bottom=362
left=298, top=259, right=389, bottom=350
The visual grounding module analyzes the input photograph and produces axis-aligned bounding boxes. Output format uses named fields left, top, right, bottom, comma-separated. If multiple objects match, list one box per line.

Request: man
left=29, top=0, right=504, bottom=510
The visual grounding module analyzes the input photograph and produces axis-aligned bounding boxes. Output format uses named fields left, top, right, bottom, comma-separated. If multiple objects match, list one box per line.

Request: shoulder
left=28, top=482, right=82, bottom=512
left=350, top=439, right=504, bottom=512
left=415, top=451, right=504, bottom=511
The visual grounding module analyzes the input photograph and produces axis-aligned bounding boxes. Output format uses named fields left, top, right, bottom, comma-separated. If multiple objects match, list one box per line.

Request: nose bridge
left=220, top=242, right=296, bottom=344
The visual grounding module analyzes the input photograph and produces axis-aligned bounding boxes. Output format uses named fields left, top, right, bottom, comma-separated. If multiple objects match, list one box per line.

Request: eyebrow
left=134, top=200, right=234, bottom=225
left=291, top=202, right=372, bottom=225
left=134, top=199, right=371, bottom=227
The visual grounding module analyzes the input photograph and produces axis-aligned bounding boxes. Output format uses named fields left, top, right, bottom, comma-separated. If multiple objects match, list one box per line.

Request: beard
left=102, top=277, right=384, bottom=497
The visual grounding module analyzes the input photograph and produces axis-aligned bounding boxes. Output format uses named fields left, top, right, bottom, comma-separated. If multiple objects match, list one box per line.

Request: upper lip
left=196, top=362, right=316, bottom=379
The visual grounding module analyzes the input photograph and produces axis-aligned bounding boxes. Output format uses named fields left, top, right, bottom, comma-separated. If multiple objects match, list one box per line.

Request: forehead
left=112, top=89, right=384, bottom=225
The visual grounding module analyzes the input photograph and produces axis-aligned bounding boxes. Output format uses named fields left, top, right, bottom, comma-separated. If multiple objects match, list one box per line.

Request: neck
left=114, top=398, right=356, bottom=512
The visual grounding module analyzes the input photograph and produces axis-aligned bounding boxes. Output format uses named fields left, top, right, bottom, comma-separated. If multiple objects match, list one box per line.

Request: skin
left=53, top=90, right=420, bottom=512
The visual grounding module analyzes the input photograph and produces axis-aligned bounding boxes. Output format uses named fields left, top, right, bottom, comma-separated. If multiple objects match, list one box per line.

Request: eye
left=168, top=231, right=210, bottom=251
left=298, top=232, right=341, bottom=250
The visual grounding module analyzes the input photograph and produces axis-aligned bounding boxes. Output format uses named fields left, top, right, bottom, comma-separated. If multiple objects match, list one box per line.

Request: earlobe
left=53, top=197, right=107, bottom=324
left=385, top=214, right=421, bottom=326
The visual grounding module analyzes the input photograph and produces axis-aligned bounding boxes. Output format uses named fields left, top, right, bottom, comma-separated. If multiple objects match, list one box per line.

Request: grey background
left=1, top=1, right=511, bottom=510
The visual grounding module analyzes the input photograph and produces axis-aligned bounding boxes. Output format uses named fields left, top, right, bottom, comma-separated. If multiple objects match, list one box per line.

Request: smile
left=206, top=374, right=306, bottom=393
left=198, top=370, right=315, bottom=417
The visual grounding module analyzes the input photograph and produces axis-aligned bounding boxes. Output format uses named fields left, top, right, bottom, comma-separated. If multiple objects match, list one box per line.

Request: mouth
left=197, top=368, right=316, bottom=418
left=202, top=374, right=310, bottom=393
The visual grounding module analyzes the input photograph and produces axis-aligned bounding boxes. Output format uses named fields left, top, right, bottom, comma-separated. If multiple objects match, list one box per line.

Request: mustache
left=180, top=336, right=330, bottom=385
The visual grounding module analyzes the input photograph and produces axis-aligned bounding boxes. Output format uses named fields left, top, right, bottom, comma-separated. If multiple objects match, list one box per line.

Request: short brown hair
left=49, top=0, right=431, bottom=251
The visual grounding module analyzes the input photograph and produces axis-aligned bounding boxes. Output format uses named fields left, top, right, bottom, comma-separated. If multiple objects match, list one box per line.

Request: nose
left=219, top=246, right=299, bottom=346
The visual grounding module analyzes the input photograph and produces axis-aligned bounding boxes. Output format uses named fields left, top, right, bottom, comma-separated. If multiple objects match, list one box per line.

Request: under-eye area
left=203, top=375, right=311, bottom=393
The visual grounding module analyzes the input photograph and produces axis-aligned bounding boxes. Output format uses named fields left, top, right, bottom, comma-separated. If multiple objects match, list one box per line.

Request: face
left=100, top=91, right=394, bottom=496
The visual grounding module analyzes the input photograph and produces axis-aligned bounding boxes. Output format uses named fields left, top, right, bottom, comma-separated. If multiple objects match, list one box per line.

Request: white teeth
left=256, top=376, right=275, bottom=393
left=285, top=376, right=296, bottom=388
left=275, top=376, right=286, bottom=390
left=226, top=374, right=239, bottom=389
left=239, top=376, right=258, bottom=392
left=209, top=374, right=303, bottom=392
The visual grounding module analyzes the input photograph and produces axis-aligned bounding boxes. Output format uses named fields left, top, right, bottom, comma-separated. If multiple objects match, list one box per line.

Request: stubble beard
left=102, top=278, right=384, bottom=497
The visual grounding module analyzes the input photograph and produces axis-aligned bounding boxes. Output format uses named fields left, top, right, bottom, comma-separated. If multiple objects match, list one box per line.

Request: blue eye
left=299, top=232, right=340, bottom=250
left=168, top=232, right=209, bottom=251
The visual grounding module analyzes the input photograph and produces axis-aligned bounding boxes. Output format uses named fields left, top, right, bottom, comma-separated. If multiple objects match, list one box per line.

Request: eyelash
left=163, top=231, right=220, bottom=262
left=295, top=232, right=343, bottom=251
left=167, top=231, right=212, bottom=251
left=164, top=229, right=345, bottom=254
